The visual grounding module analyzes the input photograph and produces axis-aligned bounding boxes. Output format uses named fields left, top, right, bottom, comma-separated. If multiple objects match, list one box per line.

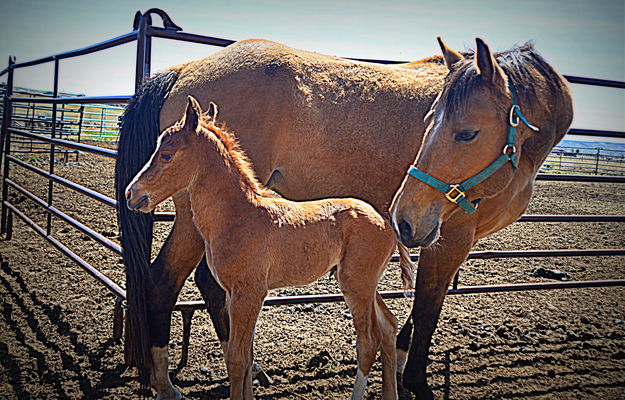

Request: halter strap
left=407, top=80, right=539, bottom=215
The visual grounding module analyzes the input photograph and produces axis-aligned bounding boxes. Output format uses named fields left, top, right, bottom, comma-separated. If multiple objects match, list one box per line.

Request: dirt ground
left=0, top=147, right=624, bottom=399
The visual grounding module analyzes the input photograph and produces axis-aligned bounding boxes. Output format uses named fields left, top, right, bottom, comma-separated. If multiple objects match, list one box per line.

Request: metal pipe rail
left=9, top=128, right=117, bottom=158
left=10, top=32, right=138, bottom=70
left=174, top=278, right=625, bottom=311
left=7, top=155, right=116, bottom=208
left=10, top=96, right=131, bottom=105
left=6, top=178, right=121, bottom=255
left=388, top=248, right=625, bottom=264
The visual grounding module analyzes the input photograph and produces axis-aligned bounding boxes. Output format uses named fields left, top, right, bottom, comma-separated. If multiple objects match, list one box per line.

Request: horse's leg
left=396, top=317, right=413, bottom=376
left=194, top=260, right=229, bottom=344
left=375, top=293, right=399, bottom=400
left=224, top=288, right=265, bottom=400
left=148, top=194, right=206, bottom=400
left=402, top=223, right=476, bottom=400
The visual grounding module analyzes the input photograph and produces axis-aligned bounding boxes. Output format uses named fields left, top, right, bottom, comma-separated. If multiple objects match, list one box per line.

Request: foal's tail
left=398, top=243, right=416, bottom=294
left=115, top=69, right=179, bottom=387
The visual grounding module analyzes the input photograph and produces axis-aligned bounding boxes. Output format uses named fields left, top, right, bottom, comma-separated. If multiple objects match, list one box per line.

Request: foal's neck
left=187, top=133, right=264, bottom=241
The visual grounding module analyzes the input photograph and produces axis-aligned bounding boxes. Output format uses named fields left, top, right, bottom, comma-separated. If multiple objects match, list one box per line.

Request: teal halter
left=407, top=81, right=539, bottom=215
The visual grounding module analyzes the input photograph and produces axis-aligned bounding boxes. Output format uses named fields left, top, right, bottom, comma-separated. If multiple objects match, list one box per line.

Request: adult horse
left=390, top=38, right=573, bottom=397
left=115, top=37, right=571, bottom=398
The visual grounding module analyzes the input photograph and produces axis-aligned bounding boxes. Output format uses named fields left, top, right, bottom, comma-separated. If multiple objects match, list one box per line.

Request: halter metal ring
left=509, top=105, right=520, bottom=127
left=503, top=144, right=517, bottom=155
left=445, top=185, right=465, bottom=204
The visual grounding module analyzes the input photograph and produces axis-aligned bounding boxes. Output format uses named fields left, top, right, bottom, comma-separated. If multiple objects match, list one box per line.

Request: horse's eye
left=161, top=153, right=173, bottom=161
left=455, top=130, right=480, bottom=142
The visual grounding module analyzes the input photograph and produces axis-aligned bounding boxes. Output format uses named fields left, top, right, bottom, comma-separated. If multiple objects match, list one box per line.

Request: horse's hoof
left=155, top=385, right=182, bottom=400
left=400, top=378, right=435, bottom=400
left=252, top=362, right=273, bottom=386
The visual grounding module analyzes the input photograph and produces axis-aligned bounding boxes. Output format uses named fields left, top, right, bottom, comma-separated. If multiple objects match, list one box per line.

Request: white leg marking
left=150, top=346, right=182, bottom=400
left=351, top=368, right=369, bottom=400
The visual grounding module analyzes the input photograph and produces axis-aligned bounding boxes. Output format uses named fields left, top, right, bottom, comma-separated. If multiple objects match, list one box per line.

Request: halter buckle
left=509, top=105, right=520, bottom=127
left=445, top=185, right=466, bottom=204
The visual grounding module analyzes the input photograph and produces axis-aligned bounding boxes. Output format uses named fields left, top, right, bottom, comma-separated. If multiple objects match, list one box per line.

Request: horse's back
left=160, top=39, right=448, bottom=210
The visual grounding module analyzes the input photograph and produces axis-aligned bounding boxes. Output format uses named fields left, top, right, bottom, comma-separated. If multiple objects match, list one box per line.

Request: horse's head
left=390, top=38, right=542, bottom=248
left=125, top=96, right=217, bottom=213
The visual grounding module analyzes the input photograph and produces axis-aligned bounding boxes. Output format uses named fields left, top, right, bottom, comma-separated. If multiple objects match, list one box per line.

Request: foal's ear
left=183, top=96, right=202, bottom=132
left=204, top=101, right=218, bottom=121
left=437, top=37, right=464, bottom=70
left=475, top=38, right=507, bottom=88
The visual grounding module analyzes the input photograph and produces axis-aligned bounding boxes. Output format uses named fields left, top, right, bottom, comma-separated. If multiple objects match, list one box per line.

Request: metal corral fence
left=0, top=85, right=124, bottom=162
left=544, top=144, right=625, bottom=176
left=1, top=9, right=624, bottom=366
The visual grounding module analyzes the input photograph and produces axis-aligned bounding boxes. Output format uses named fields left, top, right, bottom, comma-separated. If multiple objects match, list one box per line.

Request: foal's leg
left=375, top=293, right=399, bottom=399
left=225, top=288, right=266, bottom=400
left=337, top=267, right=387, bottom=400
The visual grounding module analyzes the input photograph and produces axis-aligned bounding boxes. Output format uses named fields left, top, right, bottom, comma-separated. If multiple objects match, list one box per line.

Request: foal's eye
left=161, top=153, right=173, bottom=162
left=455, top=130, right=480, bottom=142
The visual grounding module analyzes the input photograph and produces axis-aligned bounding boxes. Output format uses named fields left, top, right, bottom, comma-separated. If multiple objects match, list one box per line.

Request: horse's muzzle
left=399, top=218, right=439, bottom=248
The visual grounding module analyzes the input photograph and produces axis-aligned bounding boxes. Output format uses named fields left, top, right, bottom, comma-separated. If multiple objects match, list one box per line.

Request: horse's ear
left=475, top=38, right=506, bottom=88
left=183, top=96, right=202, bottom=132
left=205, top=101, right=218, bottom=121
left=437, top=37, right=464, bottom=70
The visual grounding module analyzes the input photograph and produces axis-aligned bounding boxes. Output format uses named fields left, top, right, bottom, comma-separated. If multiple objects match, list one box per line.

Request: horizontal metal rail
left=390, top=248, right=625, bottom=263
left=147, top=26, right=235, bottom=47
left=11, top=31, right=138, bottom=69
left=567, top=128, right=625, bottom=139
left=9, top=128, right=117, bottom=158
left=174, top=278, right=625, bottom=310
left=7, top=155, right=116, bottom=208
left=4, top=201, right=125, bottom=299
left=564, top=75, right=625, bottom=89
left=517, top=214, right=625, bottom=222
left=10, top=96, right=131, bottom=105
left=536, top=173, right=625, bottom=183
left=6, top=179, right=121, bottom=255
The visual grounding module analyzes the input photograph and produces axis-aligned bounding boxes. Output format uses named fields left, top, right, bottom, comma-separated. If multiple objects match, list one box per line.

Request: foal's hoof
left=252, top=362, right=273, bottom=386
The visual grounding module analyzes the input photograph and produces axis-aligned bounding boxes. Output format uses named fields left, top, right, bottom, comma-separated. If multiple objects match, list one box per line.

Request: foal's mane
left=440, top=43, right=564, bottom=119
left=195, top=115, right=271, bottom=197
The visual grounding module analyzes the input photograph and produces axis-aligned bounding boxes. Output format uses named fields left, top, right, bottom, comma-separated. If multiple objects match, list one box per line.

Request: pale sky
left=1, top=0, right=623, bottom=141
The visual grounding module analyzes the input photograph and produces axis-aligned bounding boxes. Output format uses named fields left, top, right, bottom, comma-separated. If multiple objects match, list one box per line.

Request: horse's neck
left=187, top=144, right=263, bottom=242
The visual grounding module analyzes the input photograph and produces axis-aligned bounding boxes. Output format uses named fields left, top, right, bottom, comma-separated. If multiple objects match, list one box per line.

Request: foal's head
left=390, top=38, right=563, bottom=248
left=125, top=96, right=217, bottom=213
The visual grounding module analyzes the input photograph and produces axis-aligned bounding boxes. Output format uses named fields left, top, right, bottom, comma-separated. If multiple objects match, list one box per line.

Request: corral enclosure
left=1, top=9, right=624, bottom=400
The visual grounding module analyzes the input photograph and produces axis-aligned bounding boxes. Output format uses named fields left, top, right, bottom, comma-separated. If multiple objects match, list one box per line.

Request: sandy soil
left=0, top=148, right=624, bottom=399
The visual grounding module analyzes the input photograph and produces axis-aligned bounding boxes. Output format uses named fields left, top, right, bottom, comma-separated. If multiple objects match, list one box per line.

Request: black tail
left=115, top=70, right=178, bottom=387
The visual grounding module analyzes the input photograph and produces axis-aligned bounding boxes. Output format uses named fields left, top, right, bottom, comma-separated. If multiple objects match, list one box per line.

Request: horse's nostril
left=399, top=219, right=412, bottom=241
left=125, top=189, right=132, bottom=200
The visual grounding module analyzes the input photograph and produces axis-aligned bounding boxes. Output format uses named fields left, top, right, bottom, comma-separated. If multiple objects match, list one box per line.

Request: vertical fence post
left=135, top=13, right=151, bottom=91
left=1, top=56, right=16, bottom=237
left=45, top=59, right=60, bottom=236
left=594, top=148, right=600, bottom=175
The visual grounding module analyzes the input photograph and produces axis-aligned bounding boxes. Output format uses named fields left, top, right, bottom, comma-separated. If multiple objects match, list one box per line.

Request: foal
left=126, top=96, right=404, bottom=399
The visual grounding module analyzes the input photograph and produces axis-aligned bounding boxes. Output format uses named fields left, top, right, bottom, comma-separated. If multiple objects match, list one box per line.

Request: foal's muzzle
left=125, top=186, right=150, bottom=212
